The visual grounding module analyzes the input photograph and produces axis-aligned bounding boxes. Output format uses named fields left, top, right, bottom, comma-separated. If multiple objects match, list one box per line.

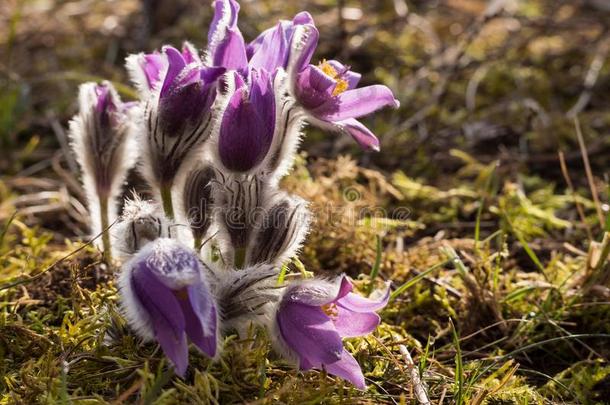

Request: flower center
left=318, top=60, right=349, bottom=97
left=321, top=303, right=339, bottom=319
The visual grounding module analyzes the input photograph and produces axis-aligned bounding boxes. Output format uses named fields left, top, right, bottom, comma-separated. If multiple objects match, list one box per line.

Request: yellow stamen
left=322, top=303, right=339, bottom=319
left=318, top=60, right=349, bottom=97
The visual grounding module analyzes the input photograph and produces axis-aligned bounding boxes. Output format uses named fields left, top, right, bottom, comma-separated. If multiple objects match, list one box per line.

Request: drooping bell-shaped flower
left=126, top=45, right=224, bottom=218
left=273, top=276, right=390, bottom=389
left=118, top=238, right=219, bottom=376
left=68, top=81, right=137, bottom=260
left=217, top=70, right=276, bottom=173
left=247, top=192, right=310, bottom=267
left=287, top=24, right=399, bottom=151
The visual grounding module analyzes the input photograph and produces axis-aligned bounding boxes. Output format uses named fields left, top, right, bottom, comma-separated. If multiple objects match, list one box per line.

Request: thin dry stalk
left=558, top=150, right=593, bottom=241
left=574, top=117, right=605, bottom=228
left=398, top=344, right=430, bottom=405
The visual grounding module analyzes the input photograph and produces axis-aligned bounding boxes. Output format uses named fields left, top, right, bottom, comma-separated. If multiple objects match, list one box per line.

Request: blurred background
left=1, top=0, right=609, bottom=234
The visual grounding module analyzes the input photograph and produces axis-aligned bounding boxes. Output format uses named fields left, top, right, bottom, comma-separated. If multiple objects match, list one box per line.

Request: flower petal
left=182, top=42, right=200, bottom=64
left=295, top=64, right=336, bottom=109
left=153, top=319, right=189, bottom=377
left=249, top=22, right=288, bottom=72
left=277, top=302, right=343, bottom=368
left=160, top=46, right=187, bottom=98
left=327, top=60, right=361, bottom=89
left=291, top=24, right=319, bottom=74
left=200, top=66, right=226, bottom=83
left=336, top=286, right=390, bottom=313
left=312, top=85, right=399, bottom=121
left=333, top=305, right=380, bottom=337
left=208, top=0, right=240, bottom=49
left=249, top=70, right=275, bottom=132
left=186, top=284, right=218, bottom=357
left=131, top=264, right=188, bottom=376
left=141, top=53, right=165, bottom=90
left=212, top=27, right=248, bottom=75
left=141, top=239, right=202, bottom=290
left=336, top=118, right=380, bottom=151
left=325, top=349, right=366, bottom=390
left=283, top=279, right=341, bottom=306
left=292, top=11, right=314, bottom=25
left=218, top=71, right=275, bottom=172
left=335, top=276, right=353, bottom=300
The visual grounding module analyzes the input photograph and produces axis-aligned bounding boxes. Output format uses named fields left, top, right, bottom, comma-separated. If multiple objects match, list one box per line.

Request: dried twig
left=559, top=150, right=593, bottom=241
left=398, top=344, right=430, bottom=405
left=574, top=117, right=605, bottom=228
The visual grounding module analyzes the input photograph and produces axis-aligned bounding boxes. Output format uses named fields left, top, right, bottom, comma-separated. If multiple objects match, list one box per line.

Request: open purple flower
left=207, top=0, right=312, bottom=75
left=218, top=70, right=275, bottom=172
left=118, top=238, right=218, bottom=376
left=274, top=276, right=390, bottom=389
left=288, top=26, right=399, bottom=151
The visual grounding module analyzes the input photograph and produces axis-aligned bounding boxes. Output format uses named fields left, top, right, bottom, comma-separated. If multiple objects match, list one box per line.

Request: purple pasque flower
left=69, top=81, right=137, bottom=256
left=274, top=276, right=390, bottom=389
left=127, top=45, right=225, bottom=190
left=71, top=81, right=136, bottom=197
left=288, top=28, right=399, bottom=151
left=118, top=238, right=218, bottom=376
left=246, top=12, right=314, bottom=73
left=217, top=70, right=276, bottom=172
left=126, top=42, right=201, bottom=97
left=156, top=47, right=223, bottom=137
left=206, top=0, right=312, bottom=74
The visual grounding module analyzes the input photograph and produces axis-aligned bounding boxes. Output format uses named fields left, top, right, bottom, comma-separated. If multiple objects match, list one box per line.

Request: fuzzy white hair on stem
left=68, top=81, right=138, bottom=260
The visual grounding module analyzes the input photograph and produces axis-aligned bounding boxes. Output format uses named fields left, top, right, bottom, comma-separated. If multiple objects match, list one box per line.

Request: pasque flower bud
left=69, top=81, right=137, bottom=260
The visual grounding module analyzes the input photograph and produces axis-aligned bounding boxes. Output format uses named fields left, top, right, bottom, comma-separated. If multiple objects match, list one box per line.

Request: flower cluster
left=68, top=0, right=397, bottom=388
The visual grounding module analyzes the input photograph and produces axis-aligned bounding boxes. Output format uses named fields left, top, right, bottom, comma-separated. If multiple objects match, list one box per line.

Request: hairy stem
left=99, top=196, right=112, bottom=262
left=234, top=246, right=246, bottom=269
left=160, top=184, right=175, bottom=220
left=194, top=236, right=202, bottom=252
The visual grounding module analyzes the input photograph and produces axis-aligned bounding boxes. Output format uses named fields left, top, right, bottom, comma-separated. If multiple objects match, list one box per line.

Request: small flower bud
left=68, top=81, right=137, bottom=257
left=182, top=165, right=216, bottom=245
left=112, top=195, right=171, bottom=260
left=247, top=192, right=310, bottom=267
